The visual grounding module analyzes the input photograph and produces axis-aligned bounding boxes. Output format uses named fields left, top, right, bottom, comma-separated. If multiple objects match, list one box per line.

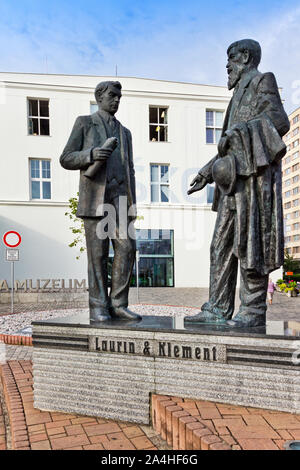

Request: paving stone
left=50, top=434, right=90, bottom=450
left=238, top=438, right=279, bottom=450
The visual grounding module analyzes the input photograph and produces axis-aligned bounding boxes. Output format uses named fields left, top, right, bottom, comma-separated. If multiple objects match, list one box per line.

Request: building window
left=293, top=151, right=299, bottom=160
left=150, top=164, right=169, bottom=203
left=293, top=187, right=299, bottom=195
left=285, top=213, right=291, bottom=220
left=108, top=229, right=174, bottom=287
left=285, top=202, right=291, bottom=209
left=293, top=175, right=299, bottom=183
left=294, top=140, right=299, bottom=148
left=294, top=211, right=300, bottom=218
left=28, top=99, right=50, bottom=136
left=30, top=159, right=51, bottom=199
left=285, top=156, right=291, bottom=164
left=293, top=199, right=300, bottom=207
left=293, top=115, right=299, bottom=124
left=206, top=110, right=223, bottom=144
left=294, top=234, right=300, bottom=241
left=134, top=229, right=174, bottom=287
left=286, top=225, right=291, bottom=232
left=149, top=107, right=168, bottom=142
left=285, top=179, right=291, bottom=187
left=90, top=102, right=98, bottom=114
left=293, top=128, right=299, bottom=136
left=293, top=223, right=300, bottom=230
left=292, top=163, right=299, bottom=172
left=285, top=168, right=291, bottom=175
left=285, top=236, right=291, bottom=242
left=285, top=190, right=291, bottom=198
left=293, top=246, right=300, bottom=254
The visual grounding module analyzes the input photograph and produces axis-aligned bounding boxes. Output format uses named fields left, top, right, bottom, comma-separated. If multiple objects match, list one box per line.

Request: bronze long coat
left=199, top=70, right=290, bottom=275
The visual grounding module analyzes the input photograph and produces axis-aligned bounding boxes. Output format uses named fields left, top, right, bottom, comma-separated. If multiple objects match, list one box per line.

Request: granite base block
left=32, top=314, right=300, bottom=424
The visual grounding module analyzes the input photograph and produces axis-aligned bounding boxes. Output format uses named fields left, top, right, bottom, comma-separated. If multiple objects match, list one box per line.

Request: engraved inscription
left=89, top=336, right=226, bottom=363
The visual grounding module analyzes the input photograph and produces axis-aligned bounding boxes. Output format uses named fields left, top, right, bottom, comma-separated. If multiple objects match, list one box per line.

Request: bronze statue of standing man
left=60, top=81, right=141, bottom=323
left=186, top=39, right=289, bottom=327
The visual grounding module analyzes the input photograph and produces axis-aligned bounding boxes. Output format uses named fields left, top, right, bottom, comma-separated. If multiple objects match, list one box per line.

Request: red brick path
left=0, top=361, right=158, bottom=450
left=1, top=360, right=300, bottom=451
left=0, top=389, right=6, bottom=450
left=152, top=395, right=300, bottom=450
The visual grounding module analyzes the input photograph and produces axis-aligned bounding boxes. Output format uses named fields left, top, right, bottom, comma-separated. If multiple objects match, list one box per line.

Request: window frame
left=27, top=98, right=50, bottom=136
left=205, top=109, right=224, bottom=144
left=149, top=106, right=169, bottom=142
left=29, top=158, right=52, bottom=200
left=150, top=163, right=170, bottom=203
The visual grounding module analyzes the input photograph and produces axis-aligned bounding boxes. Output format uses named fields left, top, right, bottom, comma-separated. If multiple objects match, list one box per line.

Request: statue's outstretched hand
left=187, top=174, right=207, bottom=195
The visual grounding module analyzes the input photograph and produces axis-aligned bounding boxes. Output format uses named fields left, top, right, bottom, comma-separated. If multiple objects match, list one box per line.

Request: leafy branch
left=65, top=192, right=86, bottom=260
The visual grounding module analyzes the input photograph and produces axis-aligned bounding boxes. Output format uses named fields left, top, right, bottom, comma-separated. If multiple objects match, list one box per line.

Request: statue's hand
left=92, top=137, right=118, bottom=161
left=218, top=136, right=229, bottom=158
left=187, top=174, right=207, bottom=195
left=92, top=147, right=112, bottom=161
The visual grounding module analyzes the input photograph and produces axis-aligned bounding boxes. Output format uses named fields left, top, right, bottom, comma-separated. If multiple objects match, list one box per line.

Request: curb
left=151, top=395, right=235, bottom=450
left=0, top=362, right=30, bottom=450
left=0, top=335, right=32, bottom=346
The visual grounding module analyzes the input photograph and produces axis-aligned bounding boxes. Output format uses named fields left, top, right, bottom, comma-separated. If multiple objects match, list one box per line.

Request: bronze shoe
left=227, top=313, right=266, bottom=328
left=185, top=310, right=227, bottom=324
left=90, top=308, right=111, bottom=323
left=110, top=306, right=142, bottom=321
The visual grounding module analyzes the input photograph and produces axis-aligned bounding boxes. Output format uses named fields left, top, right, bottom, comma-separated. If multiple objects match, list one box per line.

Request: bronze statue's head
left=226, top=39, right=261, bottom=90
left=94, top=81, right=122, bottom=116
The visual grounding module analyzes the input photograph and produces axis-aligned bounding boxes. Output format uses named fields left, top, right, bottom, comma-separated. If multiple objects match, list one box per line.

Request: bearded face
left=226, top=47, right=246, bottom=90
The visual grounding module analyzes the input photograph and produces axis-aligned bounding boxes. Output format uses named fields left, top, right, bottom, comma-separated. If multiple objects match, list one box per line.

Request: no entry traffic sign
left=2, top=231, right=22, bottom=248
left=2, top=231, right=21, bottom=314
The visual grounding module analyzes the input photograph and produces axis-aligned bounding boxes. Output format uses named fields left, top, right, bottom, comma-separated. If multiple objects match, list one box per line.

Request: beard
left=227, top=63, right=244, bottom=90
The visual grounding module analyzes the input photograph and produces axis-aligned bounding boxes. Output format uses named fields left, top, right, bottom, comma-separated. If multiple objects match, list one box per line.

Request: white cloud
left=0, top=2, right=298, bottom=113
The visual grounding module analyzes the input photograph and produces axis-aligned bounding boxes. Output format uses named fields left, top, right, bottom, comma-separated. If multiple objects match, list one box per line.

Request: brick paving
left=0, top=386, right=6, bottom=450
left=0, top=358, right=299, bottom=450
left=152, top=395, right=300, bottom=450
left=0, top=360, right=169, bottom=451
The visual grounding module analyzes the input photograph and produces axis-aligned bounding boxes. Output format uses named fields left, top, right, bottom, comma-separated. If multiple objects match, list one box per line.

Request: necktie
left=109, top=116, right=116, bottom=131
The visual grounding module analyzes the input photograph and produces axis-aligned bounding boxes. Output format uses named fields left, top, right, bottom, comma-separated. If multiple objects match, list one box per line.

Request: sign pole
left=11, top=261, right=14, bottom=314
left=136, top=250, right=140, bottom=303
left=2, top=231, right=22, bottom=314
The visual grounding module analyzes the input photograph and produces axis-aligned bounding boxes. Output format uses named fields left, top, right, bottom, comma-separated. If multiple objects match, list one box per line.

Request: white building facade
left=0, top=72, right=232, bottom=289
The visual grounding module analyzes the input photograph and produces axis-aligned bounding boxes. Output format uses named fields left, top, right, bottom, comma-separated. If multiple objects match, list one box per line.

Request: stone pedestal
left=32, top=314, right=300, bottom=424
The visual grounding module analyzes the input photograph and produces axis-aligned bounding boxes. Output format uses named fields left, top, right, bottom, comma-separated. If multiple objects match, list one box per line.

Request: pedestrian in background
left=267, top=279, right=276, bottom=305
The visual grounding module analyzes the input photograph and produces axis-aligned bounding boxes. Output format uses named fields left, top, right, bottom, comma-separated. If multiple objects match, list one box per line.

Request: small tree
left=65, top=192, right=86, bottom=260
left=283, top=249, right=298, bottom=273
left=65, top=193, right=144, bottom=260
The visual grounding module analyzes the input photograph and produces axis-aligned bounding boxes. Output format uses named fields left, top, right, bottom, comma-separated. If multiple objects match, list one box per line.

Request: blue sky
left=0, top=0, right=300, bottom=111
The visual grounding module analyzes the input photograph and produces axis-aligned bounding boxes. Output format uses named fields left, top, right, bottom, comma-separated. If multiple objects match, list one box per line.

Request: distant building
left=0, top=72, right=231, bottom=288
left=282, top=107, right=300, bottom=260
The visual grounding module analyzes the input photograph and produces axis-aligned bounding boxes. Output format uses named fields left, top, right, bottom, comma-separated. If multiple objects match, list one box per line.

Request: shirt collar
left=98, top=109, right=116, bottom=123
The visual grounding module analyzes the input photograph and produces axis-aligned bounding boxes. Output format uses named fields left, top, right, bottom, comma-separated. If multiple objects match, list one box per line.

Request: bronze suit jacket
left=60, top=112, right=136, bottom=218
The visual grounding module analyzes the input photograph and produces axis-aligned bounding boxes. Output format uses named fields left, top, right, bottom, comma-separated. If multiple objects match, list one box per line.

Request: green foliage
left=283, top=249, right=298, bottom=273
left=279, top=283, right=287, bottom=292
left=64, top=192, right=86, bottom=260
left=283, top=280, right=298, bottom=293
left=284, top=273, right=300, bottom=281
left=64, top=193, right=143, bottom=261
